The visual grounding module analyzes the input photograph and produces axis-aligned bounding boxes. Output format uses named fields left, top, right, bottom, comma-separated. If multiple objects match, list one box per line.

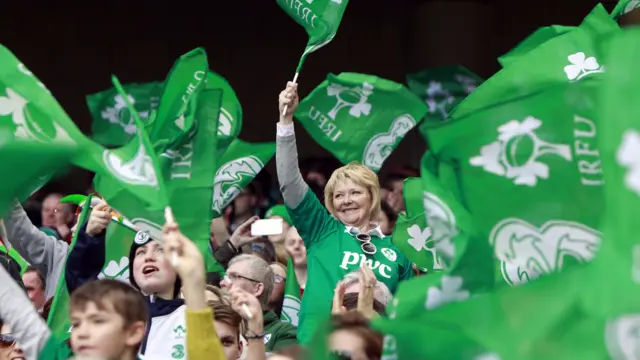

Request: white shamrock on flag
left=564, top=52, right=603, bottom=81
left=425, top=81, right=454, bottom=119
left=326, top=82, right=374, bottom=120
left=0, top=88, right=73, bottom=144
left=425, top=275, right=469, bottom=310
left=407, top=224, right=431, bottom=251
left=617, top=130, right=640, bottom=196
left=101, top=94, right=137, bottom=135
left=469, top=116, right=572, bottom=186
left=98, top=257, right=130, bottom=282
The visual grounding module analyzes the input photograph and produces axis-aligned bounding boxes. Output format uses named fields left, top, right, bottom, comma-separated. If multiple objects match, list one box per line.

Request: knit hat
left=265, top=204, right=293, bottom=226
left=128, top=230, right=182, bottom=299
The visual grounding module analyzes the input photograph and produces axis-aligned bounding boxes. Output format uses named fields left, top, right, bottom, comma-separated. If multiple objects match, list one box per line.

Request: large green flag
left=295, top=73, right=427, bottom=172
left=391, top=159, right=494, bottom=317
left=96, top=67, right=223, bottom=259
left=451, top=4, right=618, bottom=119
left=280, top=258, right=301, bottom=327
left=276, top=0, right=349, bottom=72
left=86, top=82, right=163, bottom=147
left=427, top=76, right=605, bottom=287
left=405, top=65, right=482, bottom=129
left=0, top=44, right=169, bottom=217
left=212, top=139, right=275, bottom=217
left=373, top=27, right=640, bottom=355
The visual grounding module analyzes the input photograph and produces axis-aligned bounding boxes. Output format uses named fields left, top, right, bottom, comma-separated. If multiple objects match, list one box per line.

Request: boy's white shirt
left=143, top=304, right=188, bottom=360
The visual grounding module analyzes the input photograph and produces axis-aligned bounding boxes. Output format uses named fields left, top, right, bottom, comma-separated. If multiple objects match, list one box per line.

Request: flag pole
left=164, top=206, right=179, bottom=267
left=281, top=72, right=299, bottom=116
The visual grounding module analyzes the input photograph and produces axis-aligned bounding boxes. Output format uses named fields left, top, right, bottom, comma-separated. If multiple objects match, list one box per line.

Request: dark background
left=1, top=0, right=618, bottom=195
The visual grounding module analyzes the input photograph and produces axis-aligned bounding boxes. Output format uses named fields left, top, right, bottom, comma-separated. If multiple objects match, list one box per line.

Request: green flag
left=497, top=25, right=576, bottom=69
left=280, top=258, right=301, bottom=326
left=206, top=71, right=242, bottom=150
left=276, top=0, right=349, bottom=72
left=0, top=138, right=74, bottom=219
left=86, top=82, right=163, bottom=147
left=427, top=77, right=605, bottom=287
left=96, top=73, right=223, bottom=259
left=0, top=44, right=169, bottom=217
left=0, top=245, right=29, bottom=275
left=149, top=48, right=208, bottom=153
left=405, top=65, right=482, bottom=129
left=212, top=139, right=275, bottom=217
left=611, top=0, right=640, bottom=19
left=451, top=4, right=618, bottom=119
left=92, top=75, right=170, bottom=223
left=295, top=73, right=427, bottom=172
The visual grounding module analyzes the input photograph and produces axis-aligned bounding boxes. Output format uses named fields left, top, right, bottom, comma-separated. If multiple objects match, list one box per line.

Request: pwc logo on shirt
left=339, top=251, right=393, bottom=278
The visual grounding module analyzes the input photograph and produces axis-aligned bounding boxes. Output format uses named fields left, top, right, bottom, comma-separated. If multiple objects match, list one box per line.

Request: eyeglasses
left=355, top=233, right=377, bottom=255
left=224, top=272, right=261, bottom=284
left=0, top=334, right=16, bottom=348
left=274, top=274, right=286, bottom=284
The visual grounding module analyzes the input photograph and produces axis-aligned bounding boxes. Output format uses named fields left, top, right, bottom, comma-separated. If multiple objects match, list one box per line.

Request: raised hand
left=278, top=82, right=299, bottom=123
left=229, top=215, right=260, bottom=248
left=85, top=202, right=111, bottom=237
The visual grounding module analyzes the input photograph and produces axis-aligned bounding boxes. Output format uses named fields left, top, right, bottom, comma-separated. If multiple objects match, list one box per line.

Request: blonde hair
left=324, top=162, right=381, bottom=222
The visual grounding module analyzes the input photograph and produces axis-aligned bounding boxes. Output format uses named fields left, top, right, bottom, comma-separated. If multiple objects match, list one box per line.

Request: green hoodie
left=263, top=310, right=298, bottom=352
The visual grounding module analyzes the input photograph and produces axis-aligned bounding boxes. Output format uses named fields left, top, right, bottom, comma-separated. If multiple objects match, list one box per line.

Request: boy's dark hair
left=330, top=312, right=384, bottom=360
left=70, top=280, right=148, bottom=329
left=24, top=266, right=46, bottom=290
left=341, top=292, right=387, bottom=316
left=209, top=301, right=242, bottom=341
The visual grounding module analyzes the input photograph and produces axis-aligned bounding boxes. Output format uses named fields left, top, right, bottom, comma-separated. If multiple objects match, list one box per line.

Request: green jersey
left=286, top=189, right=414, bottom=345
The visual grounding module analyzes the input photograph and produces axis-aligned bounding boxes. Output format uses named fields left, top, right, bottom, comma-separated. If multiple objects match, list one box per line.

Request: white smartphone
left=251, top=218, right=284, bottom=236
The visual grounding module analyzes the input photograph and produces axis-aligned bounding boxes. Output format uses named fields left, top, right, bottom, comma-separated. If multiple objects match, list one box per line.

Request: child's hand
left=229, top=287, right=264, bottom=333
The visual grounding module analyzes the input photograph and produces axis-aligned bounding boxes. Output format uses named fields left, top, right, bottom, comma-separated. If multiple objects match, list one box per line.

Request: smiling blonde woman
left=275, top=82, right=413, bottom=345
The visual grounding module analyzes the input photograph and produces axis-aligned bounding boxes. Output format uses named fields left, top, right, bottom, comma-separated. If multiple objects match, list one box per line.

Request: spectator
left=378, top=200, right=398, bottom=236
left=276, top=82, right=413, bottom=345
left=2, top=201, right=67, bottom=301
left=267, top=263, right=287, bottom=317
left=221, top=254, right=297, bottom=352
left=22, top=266, right=46, bottom=311
left=328, top=312, right=383, bottom=360
left=283, top=228, right=307, bottom=298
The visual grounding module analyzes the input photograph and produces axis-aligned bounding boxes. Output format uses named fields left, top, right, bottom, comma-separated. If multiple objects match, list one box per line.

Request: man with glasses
left=267, top=263, right=287, bottom=317
left=221, top=254, right=298, bottom=353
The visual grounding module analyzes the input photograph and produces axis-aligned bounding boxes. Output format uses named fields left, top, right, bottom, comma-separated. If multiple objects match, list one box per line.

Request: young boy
left=65, top=202, right=186, bottom=359
left=67, top=280, right=148, bottom=360
left=0, top=261, right=148, bottom=360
